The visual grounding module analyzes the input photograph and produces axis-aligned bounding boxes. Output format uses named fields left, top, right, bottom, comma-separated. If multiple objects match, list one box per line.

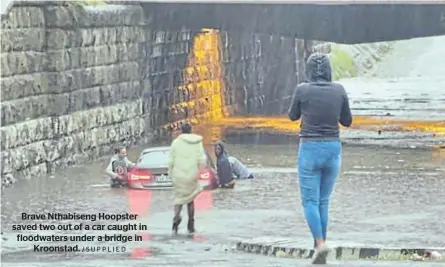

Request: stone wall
left=0, top=2, right=196, bottom=185
left=1, top=2, right=305, bottom=186
left=221, top=33, right=301, bottom=116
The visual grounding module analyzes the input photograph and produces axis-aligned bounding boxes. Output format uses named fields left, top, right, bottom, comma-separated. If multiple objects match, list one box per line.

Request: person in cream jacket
left=168, top=123, right=207, bottom=235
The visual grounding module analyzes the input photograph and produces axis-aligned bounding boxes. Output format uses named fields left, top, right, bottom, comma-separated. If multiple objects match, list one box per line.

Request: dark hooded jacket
left=288, top=53, right=353, bottom=140
left=215, top=141, right=233, bottom=185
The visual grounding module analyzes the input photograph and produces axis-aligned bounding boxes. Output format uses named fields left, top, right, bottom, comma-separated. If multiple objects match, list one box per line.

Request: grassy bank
left=326, top=42, right=394, bottom=80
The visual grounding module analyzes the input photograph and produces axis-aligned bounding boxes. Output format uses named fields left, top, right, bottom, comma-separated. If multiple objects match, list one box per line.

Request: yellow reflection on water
left=166, top=29, right=444, bottom=147
left=200, top=115, right=445, bottom=136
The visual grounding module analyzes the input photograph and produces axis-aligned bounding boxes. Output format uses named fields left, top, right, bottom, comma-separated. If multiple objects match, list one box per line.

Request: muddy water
left=1, top=142, right=445, bottom=264
left=2, top=144, right=444, bottom=243
left=2, top=36, right=445, bottom=265
left=344, top=36, right=445, bottom=120
left=202, top=36, right=445, bottom=147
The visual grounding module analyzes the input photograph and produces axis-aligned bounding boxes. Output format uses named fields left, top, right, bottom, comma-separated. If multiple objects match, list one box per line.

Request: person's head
left=305, top=52, right=332, bottom=83
left=114, top=146, right=127, bottom=159
left=214, top=141, right=226, bottom=157
left=181, top=123, right=192, bottom=134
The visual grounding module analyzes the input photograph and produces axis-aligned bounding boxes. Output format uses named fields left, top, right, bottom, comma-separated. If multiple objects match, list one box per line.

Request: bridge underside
left=144, top=3, right=445, bottom=44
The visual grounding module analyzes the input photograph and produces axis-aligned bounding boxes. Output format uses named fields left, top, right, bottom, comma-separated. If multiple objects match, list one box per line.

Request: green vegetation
left=329, top=45, right=358, bottom=81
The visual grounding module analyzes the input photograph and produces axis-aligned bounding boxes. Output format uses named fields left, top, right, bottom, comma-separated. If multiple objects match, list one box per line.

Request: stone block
left=85, top=26, right=145, bottom=47
left=45, top=5, right=145, bottom=28
left=47, top=82, right=139, bottom=117
left=115, top=42, right=143, bottom=64
left=47, top=62, right=140, bottom=94
left=78, top=45, right=119, bottom=69
left=46, top=121, right=153, bottom=174
left=46, top=49, right=79, bottom=72
left=42, top=138, right=75, bottom=163
left=0, top=73, right=49, bottom=101
left=0, top=51, right=47, bottom=77
left=46, top=43, right=142, bottom=72
left=1, top=95, right=51, bottom=126
left=57, top=99, right=143, bottom=136
left=99, top=80, right=143, bottom=106
left=46, top=155, right=87, bottom=174
left=178, top=30, right=192, bottom=42
left=48, top=87, right=101, bottom=117
left=0, top=28, right=45, bottom=52
left=79, top=5, right=144, bottom=27
left=79, top=27, right=116, bottom=47
left=44, top=5, right=85, bottom=28
left=1, top=6, right=44, bottom=29
left=0, top=117, right=55, bottom=150
left=46, top=27, right=145, bottom=50
left=52, top=116, right=146, bottom=161
left=0, top=140, right=47, bottom=174
left=45, top=29, right=77, bottom=50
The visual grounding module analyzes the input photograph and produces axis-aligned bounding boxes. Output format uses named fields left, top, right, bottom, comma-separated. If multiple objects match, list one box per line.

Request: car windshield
left=137, top=150, right=170, bottom=168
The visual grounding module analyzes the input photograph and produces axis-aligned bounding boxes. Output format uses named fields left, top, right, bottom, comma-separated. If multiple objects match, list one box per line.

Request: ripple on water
left=2, top=145, right=444, bottom=248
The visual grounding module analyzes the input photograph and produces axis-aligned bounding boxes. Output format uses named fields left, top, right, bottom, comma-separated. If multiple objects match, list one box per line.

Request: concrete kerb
left=235, top=237, right=445, bottom=262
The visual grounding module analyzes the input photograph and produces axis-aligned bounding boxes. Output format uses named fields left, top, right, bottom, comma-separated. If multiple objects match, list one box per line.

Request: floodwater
left=345, top=36, right=445, bottom=120
left=1, top=144, right=445, bottom=265
left=2, top=36, right=445, bottom=266
left=203, top=36, right=445, bottom=148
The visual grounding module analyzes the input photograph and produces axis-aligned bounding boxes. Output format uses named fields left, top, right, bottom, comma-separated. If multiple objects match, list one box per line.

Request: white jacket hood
left=177, top=133, right=203, bottom=144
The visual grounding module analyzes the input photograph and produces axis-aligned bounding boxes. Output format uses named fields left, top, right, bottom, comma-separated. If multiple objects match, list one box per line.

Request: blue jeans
left=298, top=141, right=341, bottom=241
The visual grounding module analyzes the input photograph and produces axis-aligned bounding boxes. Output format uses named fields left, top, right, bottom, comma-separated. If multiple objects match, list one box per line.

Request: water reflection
left=195, top=190, right=213, bottom=211
left=131, top=233, right=152, bottom=259
left=127, top=190, right=152, bottom=217
left=124, top=187, right=213, bottom=259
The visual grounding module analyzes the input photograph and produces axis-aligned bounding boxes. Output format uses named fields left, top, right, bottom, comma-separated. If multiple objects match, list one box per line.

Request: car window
left=137, top=150, right=170, bottom=167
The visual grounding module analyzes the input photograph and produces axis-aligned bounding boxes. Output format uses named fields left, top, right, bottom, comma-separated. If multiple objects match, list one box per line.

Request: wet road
left=1, top=144, right=444, bottom=264
left=2, top=36, right=445, bottom=265
left=345, top=36, right=445, bottom=120
left=205, top=36, right=445, bottom=148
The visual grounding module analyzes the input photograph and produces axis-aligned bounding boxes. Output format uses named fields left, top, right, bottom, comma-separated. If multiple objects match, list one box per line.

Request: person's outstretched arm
left=105, top=159, right=118, bottom=179
left=339, top=89, right=353, bottom=127
left=288, top=86, right=302, bottom=121
left=125, top=157, right=136, bottom=169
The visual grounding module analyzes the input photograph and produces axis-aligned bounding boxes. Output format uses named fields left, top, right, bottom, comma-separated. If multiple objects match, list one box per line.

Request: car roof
left=141, top=146, right=171, bottom=154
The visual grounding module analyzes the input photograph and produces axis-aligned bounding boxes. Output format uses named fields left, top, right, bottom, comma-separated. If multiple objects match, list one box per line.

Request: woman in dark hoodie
left=288, top=53, right=353, bottom=264
left=214, top=141, right=235, bottom=189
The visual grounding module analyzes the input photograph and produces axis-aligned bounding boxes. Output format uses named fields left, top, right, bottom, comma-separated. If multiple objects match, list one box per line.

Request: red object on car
left=198, top=168, right=217, bottom=190
left=126, top=146, right=217, bottom=190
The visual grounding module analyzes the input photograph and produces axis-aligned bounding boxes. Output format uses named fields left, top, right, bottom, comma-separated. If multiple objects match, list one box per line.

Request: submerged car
left=126, top=146, right=216, bottom=190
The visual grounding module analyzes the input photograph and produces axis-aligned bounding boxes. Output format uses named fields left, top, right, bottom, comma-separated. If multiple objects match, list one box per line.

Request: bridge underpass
left=2, top=4, right=445, bottom=265
left=1, top=1, right=444, bottom=183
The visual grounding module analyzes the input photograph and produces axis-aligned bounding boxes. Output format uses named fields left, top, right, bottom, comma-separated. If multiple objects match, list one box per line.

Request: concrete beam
left=142, top=2, right=445, bottom=43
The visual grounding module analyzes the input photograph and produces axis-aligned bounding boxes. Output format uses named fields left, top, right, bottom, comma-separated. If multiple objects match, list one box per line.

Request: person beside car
left=214, top=141, right=235, bottom=189
left=228, top=156, right=254, bottom=179
left=105, top=146, right=135, bottom=188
